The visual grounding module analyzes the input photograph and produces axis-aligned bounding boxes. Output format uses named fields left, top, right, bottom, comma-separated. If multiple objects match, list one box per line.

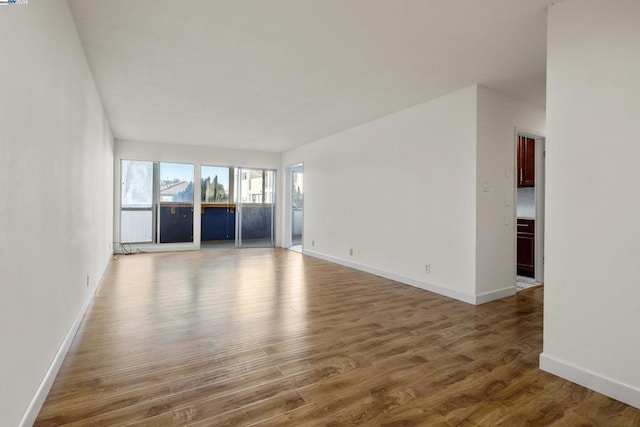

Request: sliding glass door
left=121, top=161, right=275, bottom=248
left=200, top=165, right=235, bottom=247
left=237, top=168, right=276, bottom=247
left=158, top=162, right=194, bottom=243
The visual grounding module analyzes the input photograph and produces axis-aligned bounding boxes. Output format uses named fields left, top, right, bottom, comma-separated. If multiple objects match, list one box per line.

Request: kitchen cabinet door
left=518, top=136, right=535, bottom=187
left=517, top=219, right=535, bottom=277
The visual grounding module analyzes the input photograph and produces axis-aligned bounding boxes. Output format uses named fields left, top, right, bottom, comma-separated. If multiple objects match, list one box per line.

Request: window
left=120, top=160, right=195, bottom=244
left=120, top=160, right=154, bottom=243
left=202, top=166, right=231, bottom=203
left=160, top=162, right=194, bottom=203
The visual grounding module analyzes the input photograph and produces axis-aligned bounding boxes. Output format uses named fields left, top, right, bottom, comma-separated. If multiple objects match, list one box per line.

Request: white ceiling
left=68, top=0, right=549, bottom=152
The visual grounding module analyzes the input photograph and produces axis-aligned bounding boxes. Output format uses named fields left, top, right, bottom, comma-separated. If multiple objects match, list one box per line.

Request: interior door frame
left=285, top=163, right=304, bottom=249
left=514, top=128, right=546, bottom=285
left=291, top=163, right=304, bottom=248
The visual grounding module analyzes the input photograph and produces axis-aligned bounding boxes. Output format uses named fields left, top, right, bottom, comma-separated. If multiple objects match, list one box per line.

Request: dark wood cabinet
left=517, top=218, right=535, bottom=277
left=517, top=136, right=535, bottom=187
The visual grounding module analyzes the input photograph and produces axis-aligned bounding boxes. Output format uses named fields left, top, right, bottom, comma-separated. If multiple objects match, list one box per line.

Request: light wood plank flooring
left=36, top=249, right=640, bottom=426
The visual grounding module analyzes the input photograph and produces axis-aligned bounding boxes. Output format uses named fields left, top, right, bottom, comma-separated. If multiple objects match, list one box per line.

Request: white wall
left=475, top=86, right=545, bottom=297
left=0, top=1, right=114, bottom=425
left=114, top=139, right=281, bottom=249
left=281, top=85, right=545, bottom=304
left=282, top=86, right=479, bottom=302
left=541, top=0, right=640, bottom=408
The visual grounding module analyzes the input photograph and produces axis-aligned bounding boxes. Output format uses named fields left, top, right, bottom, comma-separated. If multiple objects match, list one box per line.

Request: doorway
left=290, top=164, right=304, bottom=251
left=515, top=132, right=545, bottom=290
left=286, top=164, right=304, bottom=252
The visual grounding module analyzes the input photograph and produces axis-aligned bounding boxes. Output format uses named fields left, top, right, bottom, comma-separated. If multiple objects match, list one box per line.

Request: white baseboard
left=302, top=249, right=477, bottom=305
left=113, top=242, right=199, bottom=254
left=475, top=286, right=516, bottom=304
left=540, top=353, right=640, bottom=409
left=19, top=254, right=113, bottom=427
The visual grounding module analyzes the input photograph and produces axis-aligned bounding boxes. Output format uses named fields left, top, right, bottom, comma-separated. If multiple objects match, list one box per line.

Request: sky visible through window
left=161, top=162, right=194, bottom=183
left=201, top=166, right=230, bottom=189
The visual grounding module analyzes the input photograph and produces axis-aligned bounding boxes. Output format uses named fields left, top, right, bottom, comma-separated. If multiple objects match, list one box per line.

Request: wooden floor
left=36, top=249, right=640, bottom=426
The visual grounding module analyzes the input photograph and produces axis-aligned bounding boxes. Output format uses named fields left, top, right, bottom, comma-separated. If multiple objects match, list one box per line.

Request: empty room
left=2, top=0, right=640, bottom=426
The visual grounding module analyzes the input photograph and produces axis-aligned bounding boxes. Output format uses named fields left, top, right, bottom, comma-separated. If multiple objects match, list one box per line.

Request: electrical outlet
left=424, top=264, right=431, bottom=273
left=86, top=275, right=90, bottom=287
left=349, top=248, right=353, bottom=256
